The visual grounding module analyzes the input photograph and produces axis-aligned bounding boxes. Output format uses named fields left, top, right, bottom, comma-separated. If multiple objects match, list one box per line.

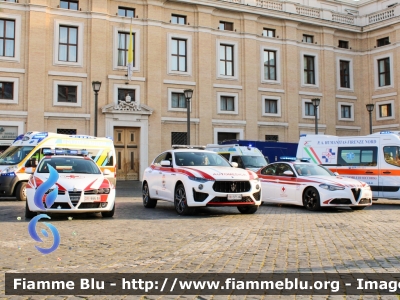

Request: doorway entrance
left=114, top=127, right=140, bottom=180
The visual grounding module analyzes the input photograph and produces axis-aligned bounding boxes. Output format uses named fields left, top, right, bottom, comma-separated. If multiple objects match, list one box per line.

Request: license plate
left=84, top=195, right=101, bottom=202
left=227, top=194, right=242, bottom=200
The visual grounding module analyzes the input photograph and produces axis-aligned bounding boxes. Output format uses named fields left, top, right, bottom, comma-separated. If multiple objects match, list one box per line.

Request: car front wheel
left=101, top=203, right=115, bottom=218
left=237, top=205, right=258, bottom=214
left=302, top=187, right=321, bottom=211
left=16, top=182, right=27, bottom=201
left=25, top=201, right=36, bottom=219
left=174, top=183, right=195, bottom=216
left=142, top=182, right=157, bottom=208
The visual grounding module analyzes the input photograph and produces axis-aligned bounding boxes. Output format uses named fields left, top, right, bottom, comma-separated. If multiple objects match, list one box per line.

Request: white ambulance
left=205, top=144, right=268, bottom=172
left=0, top=132, right=116, bottom=201
left=297, top=131, right=400, bottom=200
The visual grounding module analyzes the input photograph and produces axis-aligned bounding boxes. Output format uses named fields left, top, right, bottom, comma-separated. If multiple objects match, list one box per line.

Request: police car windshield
left=37, top=157, right=101, bottom=174
left=0, top=146, right=34, bottom=165
left=241, top=155, right=267, bottom=168
left=175, top=152, right=231, bottom=167
left=294, top=163, right=334, bottom=177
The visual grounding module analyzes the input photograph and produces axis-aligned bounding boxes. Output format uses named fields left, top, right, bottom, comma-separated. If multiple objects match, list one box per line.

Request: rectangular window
left=219, top=44, right=234, bottom=76
left=340, top=60, right=350, bottom=88
left=379, top=103, right=392, bottom=117
left=118, top=7, right=135, bottom=18
left=305, top=102, right=315, bottom=116
left=219, top=21, right=233, bottom=31
left=378, top=57, right=391, bottom=87
left=304, top=55, right=315, bottom=84
left=117, top=88, right=135, bottom=102
left=341, top=105, right=352, bottom=119
left=59, top=26, right=78, bottom=62
left=117, top=31, right=135, bottom=67
left=171, top=38, right=187, bottom=72
left=60, top=0, right=78, bottom=10
left=338, top=40, right=349, bottom=49
left=263, top=28, right=275, bottom=37
left=220, top=96, right=235, bottom=111
left=0, top=19, right=15, bottom=57
left=58, top=85, right=77, bottom=103
left=264, top=99, right=278, bottom=114
left=217, top=132, right=237, bottom=144
left=303, top=34, right=313, bottom=43
left=171, top=14, right=186, bottom=25
left=377, top=37, right=390, bottom=47
left=57, top=129, right=77, bottom=135
left=334, top=147, right=378, bottom=167
left=171, top=92, right=186, bottom=108
left=0, top=81, right=13, bottom=99
left=171, top=132, right=187, bottom=145
left=264, top=50, right=276, bottom=81
left=265, top=135, right=278, bottom=141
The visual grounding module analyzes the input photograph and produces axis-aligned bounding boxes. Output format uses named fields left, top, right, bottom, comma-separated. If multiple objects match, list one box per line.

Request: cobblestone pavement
left=1, top=181, right=400, bottom=299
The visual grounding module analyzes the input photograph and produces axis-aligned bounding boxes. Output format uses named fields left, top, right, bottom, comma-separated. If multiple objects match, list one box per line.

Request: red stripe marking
left=207, top=202, right=255, bottom=206
left=183, top=167, right=215, bottom=180
left=309, top=147, right=322, bottom=164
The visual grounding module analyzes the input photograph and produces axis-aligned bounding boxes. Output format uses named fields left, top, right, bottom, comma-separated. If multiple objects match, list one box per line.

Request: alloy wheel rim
left=176, top=187, right=186, bottom=213
left=143, top=184, right=149, bottom=204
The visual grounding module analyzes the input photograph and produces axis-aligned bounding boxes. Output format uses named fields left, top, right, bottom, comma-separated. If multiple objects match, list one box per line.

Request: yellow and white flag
left=127, top=23, right=133, bottom=81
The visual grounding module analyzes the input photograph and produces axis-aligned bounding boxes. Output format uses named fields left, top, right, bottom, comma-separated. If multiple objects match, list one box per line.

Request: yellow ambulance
left=0, top=132, right=116, bottom=201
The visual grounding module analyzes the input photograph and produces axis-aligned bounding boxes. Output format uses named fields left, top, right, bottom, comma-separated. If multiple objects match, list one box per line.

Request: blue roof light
left=13, top=134, right=24, bottom=143
left=279, top=156, right=297, bottom=161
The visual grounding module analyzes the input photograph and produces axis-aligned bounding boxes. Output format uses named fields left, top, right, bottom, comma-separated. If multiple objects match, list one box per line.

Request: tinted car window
left=37, top=158, right=101, bottom=174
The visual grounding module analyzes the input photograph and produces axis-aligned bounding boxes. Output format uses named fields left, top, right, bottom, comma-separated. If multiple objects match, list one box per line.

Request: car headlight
left=319, top=183, right=345, bottom=191
left=1, top=166, right=17, bottom=176
left=188, top=176, right=214, bottom=183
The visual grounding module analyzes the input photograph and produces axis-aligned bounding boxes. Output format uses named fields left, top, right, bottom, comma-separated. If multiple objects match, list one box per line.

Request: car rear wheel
left=350, top=206, right=366, bottom=210
left=16, top=182, right=27, bottom=201
left=142, top=182, right=157, bottom=208
left=302, top=187, right=321, bottom=211
left=174, top=183, right=195, bottom=216
left=237, top=205, right=258, bottom=214
left=25, top=201, right=36, bottom=219
left=101, top=203, right=115, bottom=218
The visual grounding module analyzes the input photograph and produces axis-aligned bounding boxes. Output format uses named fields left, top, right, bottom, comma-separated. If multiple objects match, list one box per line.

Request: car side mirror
left=103, top=169, right=111, bottom=175
left=231, top=162, right=238, bottom=168
left=161, top=160, right=172, bottom=167
left=25, top=167, right=34, bottom=174
left=25, top=158, right=37, bottom=168
left=283, top=170, right=294, bottom=176
left=334, top=172, right=339, bottom=176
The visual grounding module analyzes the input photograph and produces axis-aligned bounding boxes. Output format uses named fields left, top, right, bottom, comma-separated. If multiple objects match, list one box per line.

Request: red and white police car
left=142, top=146, right=262, bottom=215
left=25, top=150, right=116, bottom=218
left=256, top=159, right=372, bottom=211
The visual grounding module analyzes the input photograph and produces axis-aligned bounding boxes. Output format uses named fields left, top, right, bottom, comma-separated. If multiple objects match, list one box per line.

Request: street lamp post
left=92, top=81, right=102, bottom=137
left=366, top=103, right=375, bottom=134
left=184, top=89, right=193, bottom=145
left=311, top=98, right=320, bottom=135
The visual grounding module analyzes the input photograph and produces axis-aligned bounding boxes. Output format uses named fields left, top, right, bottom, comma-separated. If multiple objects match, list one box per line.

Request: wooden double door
left=114, top=127, right=140, bottom=180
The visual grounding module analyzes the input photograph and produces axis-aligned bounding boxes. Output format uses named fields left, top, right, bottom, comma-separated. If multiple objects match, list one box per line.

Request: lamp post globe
left=311, top=98, right=320, bottom=134
left=92, top=81, right=102, bottom=137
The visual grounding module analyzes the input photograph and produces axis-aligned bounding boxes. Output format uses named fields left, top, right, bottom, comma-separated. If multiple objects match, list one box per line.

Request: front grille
left=208, top=196, right=254, bottom=203
left=192, top=189, right=208, bottom=202
left=68, top=191, right=82, bottom=206
left=47, top=202, right=71, bottom=209
left=253, top=191, right=261, bottom=201
left=79, top=203, right=101, bottom=209
left=359, top=198, right=371, bottom=204
left=213, top=181, right=250, bottom=193
left=351, top=188, right=361, bottom=201
left=330, top=198, right=352, bottom=204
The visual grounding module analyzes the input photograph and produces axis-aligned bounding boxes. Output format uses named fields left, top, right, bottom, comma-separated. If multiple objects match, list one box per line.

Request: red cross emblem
left=282, top=186, right=285, bottom=192
left=65, top=175, right=79, bottom=179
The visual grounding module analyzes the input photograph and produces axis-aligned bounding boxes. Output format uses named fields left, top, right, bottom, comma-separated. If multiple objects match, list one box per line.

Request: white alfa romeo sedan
left=256, top=160, right=372, bottom=211
left=25, top=152, right=116, bottom=218
left=142, top=146, right=262, bottom=215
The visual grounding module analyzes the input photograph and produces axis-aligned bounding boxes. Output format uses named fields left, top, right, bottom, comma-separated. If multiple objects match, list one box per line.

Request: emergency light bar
left=43, top=149, right=89, bottom=156
left=172, top=145, right=206, bottom=150
left=279, top=156, right=297, bottom=161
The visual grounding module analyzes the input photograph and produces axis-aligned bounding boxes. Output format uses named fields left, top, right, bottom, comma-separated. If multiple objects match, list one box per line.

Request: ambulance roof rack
left=172, top=145, right=206, bottom=150
left=43, top=149, right=89, bottom=156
